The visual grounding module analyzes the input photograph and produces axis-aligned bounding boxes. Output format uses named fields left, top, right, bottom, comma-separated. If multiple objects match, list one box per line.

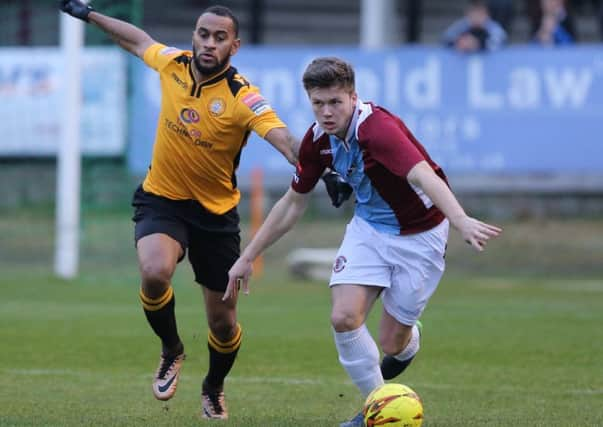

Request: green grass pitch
left=1, top=213, right=602, bottom=426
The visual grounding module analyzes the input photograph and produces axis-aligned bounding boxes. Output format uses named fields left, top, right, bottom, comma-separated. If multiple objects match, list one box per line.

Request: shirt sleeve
left=485, top=20, right=508, bottom=51
left=442, top=19, right=469, bottom=46
left=291, top=126, right=325, bottom=194
left=362, top=112, right=425, bottom=178
left=236, top=85, right=286, bottom=138
left=142, top=43, right=187, bottom=72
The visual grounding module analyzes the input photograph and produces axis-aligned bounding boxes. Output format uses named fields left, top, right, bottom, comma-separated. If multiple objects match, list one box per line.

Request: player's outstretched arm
left=60, top=0, right=155, bottom=58
left=407, top=161, right=502, bottom=251
left=223, top=188, right=310, bottom=300
left=263, top=127, right=299, bottom=166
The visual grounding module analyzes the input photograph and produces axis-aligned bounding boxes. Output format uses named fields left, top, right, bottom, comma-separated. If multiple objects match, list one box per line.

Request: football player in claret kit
left=224, top=57, right=502, bottom=427
left=59, top=0, right=305, bottom=420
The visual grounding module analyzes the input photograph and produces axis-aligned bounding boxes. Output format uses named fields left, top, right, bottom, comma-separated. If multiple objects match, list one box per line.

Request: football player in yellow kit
left=60, top=1, right=297, bottom=419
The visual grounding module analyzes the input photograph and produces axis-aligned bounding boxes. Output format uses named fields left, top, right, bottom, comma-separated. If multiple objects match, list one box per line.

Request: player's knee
left=330, top=309, right=363, bottom=332
left=140, top=262, right=172, bottom=296
left=207, top=315, right=237, bottom=341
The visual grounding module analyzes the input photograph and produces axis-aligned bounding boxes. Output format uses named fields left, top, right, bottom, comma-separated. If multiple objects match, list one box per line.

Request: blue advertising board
left=128, top=45, right=603, bottom=178
left=0, top=47, right=126, bottom=156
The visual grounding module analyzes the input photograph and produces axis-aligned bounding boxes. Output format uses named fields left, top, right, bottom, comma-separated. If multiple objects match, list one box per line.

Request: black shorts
left=131, top=185, right=241, bottom=292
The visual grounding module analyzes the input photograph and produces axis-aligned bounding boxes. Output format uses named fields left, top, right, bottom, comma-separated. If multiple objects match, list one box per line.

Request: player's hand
left=223, top=257, right=253, bottom=301
left=454, top=215, right=502, bottom=252
left=60, top=0, right=94, bottom=22
left=322, top=170, right=353, bottom=208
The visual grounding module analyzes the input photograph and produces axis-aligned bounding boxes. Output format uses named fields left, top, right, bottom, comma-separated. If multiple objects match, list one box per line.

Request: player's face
left=307, top=86, right=357, bottom=140
left=192, top=13, right=240, bottom=78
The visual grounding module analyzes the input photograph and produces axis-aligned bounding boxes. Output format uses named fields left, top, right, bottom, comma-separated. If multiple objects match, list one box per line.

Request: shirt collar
left=332, top=99, right=362, bottom=151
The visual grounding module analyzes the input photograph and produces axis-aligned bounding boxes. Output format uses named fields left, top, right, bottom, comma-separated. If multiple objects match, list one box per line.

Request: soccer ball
left=363, top=383, right=423, bottom=427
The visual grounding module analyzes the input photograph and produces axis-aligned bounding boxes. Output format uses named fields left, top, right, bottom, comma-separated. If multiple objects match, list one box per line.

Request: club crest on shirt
left=333, top=255, right=347, bottom=273
left=208, top=98, right=226, bottom=116
left=242, top=93, right=272, bottom=115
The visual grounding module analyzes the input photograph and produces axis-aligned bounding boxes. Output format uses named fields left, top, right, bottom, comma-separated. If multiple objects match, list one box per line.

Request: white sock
left=392, top=323, right=420, bottom=362
left=333, top=324, right=383, bottom=398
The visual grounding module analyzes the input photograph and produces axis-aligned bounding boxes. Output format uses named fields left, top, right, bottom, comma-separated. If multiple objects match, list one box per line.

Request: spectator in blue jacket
left=442, top=0, right=508, bottom=52
left=528, top=0, right=578, bottom=41
left=533, top=9, right=575, bottom=45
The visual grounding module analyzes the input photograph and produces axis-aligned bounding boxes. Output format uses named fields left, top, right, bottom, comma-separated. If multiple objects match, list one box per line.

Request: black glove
left=60, top=0, right=94, bottom=22
left=321, top=170, right=353, bottom=208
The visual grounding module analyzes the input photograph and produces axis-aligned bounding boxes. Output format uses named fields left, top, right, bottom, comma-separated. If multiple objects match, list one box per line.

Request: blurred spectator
left=533, top=10, right=575, bottom=44
left=487, top=0, right=515, bottom=33
left=526, top=0, right=578, bottom=40
left=442, top=0, right=507, bottom=52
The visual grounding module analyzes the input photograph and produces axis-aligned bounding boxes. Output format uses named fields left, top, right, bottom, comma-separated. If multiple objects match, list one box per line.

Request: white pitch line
left=226, top=376, right=331, bottom=385
left=4, top=369, right=346, bottom=386
left=471, top=279, right=603, bottom=292
left=568, top=388, right=603, bottom=395
left=414, top=382, right=603, bottom=397
left=7, top=369, right=77, bottom=376
left=7, top=369, right=602, bottom=396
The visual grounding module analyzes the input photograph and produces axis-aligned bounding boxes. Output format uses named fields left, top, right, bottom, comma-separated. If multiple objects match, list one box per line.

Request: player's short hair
left=202, top=5, right=239, bottom=37
left=302, top=57, right=355, bottom=93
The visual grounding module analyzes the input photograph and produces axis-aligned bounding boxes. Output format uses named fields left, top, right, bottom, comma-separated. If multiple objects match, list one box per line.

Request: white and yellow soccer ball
left=363, top=383, right=424, bottom=427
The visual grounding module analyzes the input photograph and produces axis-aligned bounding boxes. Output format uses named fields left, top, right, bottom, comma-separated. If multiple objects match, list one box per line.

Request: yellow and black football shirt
left=141, top=43, right=286, bottom=214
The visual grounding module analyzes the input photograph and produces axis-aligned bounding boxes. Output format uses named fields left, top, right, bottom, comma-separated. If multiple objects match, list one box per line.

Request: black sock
left=204, top=323, right=242, bottom=390
left=140, top=286, right=183, bottom=356
left=381, top=355, right=415, bottom=380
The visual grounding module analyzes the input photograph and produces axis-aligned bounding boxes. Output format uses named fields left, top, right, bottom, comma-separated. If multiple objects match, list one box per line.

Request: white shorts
left=329, top=216, right=449, bottom=325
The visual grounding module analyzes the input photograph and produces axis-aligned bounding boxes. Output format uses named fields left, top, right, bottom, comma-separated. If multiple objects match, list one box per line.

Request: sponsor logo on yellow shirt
left=179, top=108, right=200, bottom=124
